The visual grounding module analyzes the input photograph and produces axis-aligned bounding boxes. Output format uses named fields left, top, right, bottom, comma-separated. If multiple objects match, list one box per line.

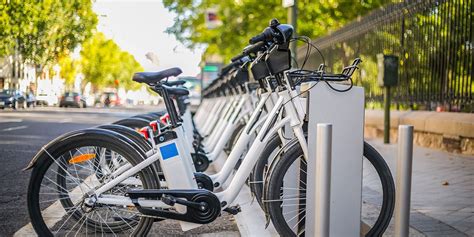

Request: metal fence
left=299, top=0, right=473, bottom=112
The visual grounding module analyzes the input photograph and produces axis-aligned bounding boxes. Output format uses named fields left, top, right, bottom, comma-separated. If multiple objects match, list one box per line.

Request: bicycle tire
left=27, top=130, right=158, bottom=236
left=133, top=114, right=156, bottom=121
left=113, top=117, right=150, bottom=130
left=224, top=122, right=246, bottom=155
left=96, top=124, right=162, bottom=175
left=265, top=141, right=395, bottom=237
left=97, top=124, right=152, bottom=152
left=249, top=134, right=281, bottom=208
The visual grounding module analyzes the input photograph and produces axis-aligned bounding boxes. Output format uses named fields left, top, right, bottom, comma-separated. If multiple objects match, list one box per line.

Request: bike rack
left=395, top=125, right=414, bottom=237
left=312, top=123, right=333, bottom=236
left=305, top=80, right=415, bottom=236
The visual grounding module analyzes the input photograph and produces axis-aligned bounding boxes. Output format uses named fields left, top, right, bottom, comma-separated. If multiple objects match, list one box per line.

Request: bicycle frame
left=91, top=78, right=308, bottom=216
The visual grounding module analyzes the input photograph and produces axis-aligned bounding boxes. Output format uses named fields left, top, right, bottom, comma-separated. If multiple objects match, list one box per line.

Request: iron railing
left=299, top=0, right=473, bottom=112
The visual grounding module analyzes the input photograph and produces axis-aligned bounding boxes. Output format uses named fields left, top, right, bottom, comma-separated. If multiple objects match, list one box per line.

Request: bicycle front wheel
left=264, top=141, right=395, bottom=236
left=27, top=134, right=158, bottom=236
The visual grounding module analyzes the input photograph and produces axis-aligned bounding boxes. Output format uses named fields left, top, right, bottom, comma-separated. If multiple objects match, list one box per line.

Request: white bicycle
left=25, top=19, right=394, bottom=237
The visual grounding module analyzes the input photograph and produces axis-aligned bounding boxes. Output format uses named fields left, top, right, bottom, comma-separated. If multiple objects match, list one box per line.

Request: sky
left=93, top=0, right=204, bottom=76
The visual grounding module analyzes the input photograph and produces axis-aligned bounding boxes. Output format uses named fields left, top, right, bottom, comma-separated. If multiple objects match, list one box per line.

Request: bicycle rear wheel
left=264, top=141, right=395, bottom=236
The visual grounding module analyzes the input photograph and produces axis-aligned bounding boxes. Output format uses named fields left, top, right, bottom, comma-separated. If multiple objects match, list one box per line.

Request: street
left=0, top=106, right=239, bottom=237
left=0, top=107, right=153, bottom=236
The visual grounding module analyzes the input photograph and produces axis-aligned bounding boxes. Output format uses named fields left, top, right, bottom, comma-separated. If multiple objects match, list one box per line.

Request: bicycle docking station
left=305, top=82, right=365, bottom=236
left=22, top=19, right=420, bottom=237
left=303, top=82, right=415, bottom=237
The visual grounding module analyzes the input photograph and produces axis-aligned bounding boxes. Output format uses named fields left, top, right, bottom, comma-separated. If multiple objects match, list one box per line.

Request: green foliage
left=58, top=55, right=78, bottom=86
left=2, top=1, right=144, bottom=92
left=163, top=0, right=389, bottom=62
left=0, top=0, right=97, bottom=66
left=79, top=32, right=143, bottom=91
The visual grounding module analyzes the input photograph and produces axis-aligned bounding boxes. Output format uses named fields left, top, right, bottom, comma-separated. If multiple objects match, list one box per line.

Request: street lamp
left=283, top=0, right=297, bottom=67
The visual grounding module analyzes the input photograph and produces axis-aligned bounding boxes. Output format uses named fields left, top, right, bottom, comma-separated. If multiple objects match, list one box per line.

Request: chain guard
left=128, top=189, right=221, bottom=224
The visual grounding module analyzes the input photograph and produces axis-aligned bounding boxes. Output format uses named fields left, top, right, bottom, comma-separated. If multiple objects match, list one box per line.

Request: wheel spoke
left=33, top=143, right=150, bottom=236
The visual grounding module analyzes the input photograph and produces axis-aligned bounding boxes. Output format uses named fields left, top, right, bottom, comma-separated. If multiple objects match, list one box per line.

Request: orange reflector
left=69, top=154, right=96, bottom=164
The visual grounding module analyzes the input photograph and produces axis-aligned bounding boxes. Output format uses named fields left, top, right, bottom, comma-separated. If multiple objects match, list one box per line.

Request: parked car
left=26, top=92, right=36, bottom=108
left=99, top=92, right=121, bottom=107
left=59, top=92, right=87, bottom=108
left=36, top=93, right=59, bottom=106
left=0, top=89, right=27, bottom=109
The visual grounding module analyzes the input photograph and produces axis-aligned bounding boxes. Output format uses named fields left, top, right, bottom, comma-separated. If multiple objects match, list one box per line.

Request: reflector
left=69, top=154, right=96, bottom=164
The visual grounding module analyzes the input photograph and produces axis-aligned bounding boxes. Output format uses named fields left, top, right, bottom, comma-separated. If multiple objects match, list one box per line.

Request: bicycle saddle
left=163, top=80, right=186, bottom=87
left=133, top=67, right=183, bottom=84
left=162, top=84, right=189, bottom=96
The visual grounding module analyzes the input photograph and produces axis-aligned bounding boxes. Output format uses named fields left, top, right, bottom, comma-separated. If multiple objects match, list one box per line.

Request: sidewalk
left=366, top=138, right=474, bottom=236
left=229, top=138, right=473, bottom=237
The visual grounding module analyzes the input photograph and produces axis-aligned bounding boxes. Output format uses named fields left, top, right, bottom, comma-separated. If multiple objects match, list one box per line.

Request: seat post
left=156, top=86, right=180, bottom=127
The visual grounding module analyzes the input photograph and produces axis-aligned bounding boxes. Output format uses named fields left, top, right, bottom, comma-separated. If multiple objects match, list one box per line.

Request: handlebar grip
left=249, top=33, right=266, bottom=44
left=243, top=41, right=266, bottom=54
left=232, top=41, right=266, bottom=62
left=220, top=60, right=241, bottom=75
left=227, top=60, right=241, bottom=68
left=231, top=53, right=246, bottom=62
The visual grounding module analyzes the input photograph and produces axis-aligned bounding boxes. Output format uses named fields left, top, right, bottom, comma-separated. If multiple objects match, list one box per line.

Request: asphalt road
left=0, top=106, right=239, bottom=237
left=0, top=106, right=155, bottom=236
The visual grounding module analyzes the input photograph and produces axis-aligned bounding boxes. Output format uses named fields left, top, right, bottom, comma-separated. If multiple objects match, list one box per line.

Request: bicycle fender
left=97, top=124, right=152, bottom=151
left=23, top=128, right=146, bottom=171
left=261, top=137, right=301, bottom=219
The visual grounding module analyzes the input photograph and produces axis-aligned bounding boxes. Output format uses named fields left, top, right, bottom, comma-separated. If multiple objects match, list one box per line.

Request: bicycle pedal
left=223, top=205, right=241, bottom=215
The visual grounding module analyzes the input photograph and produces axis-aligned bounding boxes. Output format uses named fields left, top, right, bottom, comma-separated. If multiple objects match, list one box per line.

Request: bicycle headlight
left=274, top=24, right=294, bottom=44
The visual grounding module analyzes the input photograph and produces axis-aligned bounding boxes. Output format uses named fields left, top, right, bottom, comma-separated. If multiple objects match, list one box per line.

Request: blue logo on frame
left=160, top=143, right=179, bottom=160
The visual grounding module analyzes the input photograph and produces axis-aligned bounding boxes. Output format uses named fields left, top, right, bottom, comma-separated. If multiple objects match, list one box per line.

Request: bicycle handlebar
left=221, top=56, right=250, bottom=76
left=249, top=19, right=293, bottom=45
left=249, top=28, right=273, bottom=44
left=231, top=41, right=266, bottom=62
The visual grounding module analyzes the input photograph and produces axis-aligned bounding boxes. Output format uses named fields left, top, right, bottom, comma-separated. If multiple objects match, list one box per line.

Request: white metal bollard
left=395, top=125, right=414, bottom=237
left=313, top=123, right=332, bottom=237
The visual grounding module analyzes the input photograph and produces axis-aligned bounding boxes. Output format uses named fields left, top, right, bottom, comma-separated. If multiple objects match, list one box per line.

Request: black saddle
left=162, top=85, right=189, bottom=96
left=133, top=67, right=182, bottom=84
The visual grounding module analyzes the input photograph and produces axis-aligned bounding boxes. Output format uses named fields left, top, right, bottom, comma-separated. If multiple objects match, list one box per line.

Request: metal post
left=384, top=86, right=391, bottom=144
left=395, top=125, right=414, bottom=237
left=287, top=0, right=297, bottom=67
left=314, top=123, right=332, bottom=237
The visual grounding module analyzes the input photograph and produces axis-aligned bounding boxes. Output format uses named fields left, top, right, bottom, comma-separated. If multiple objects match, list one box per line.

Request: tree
left=162, top=0, right=390, bottom=62
left=58, top=55, right=78, bottom=87
left=0, top=0, right=97, bottom=66
left=79, top=32, right=143, bottom=91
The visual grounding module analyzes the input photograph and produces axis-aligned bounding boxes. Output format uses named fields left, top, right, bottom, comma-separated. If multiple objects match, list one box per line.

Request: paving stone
left=366, top=138, right=474, bottom=235
left=424, top=231, right=468, bottom=237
